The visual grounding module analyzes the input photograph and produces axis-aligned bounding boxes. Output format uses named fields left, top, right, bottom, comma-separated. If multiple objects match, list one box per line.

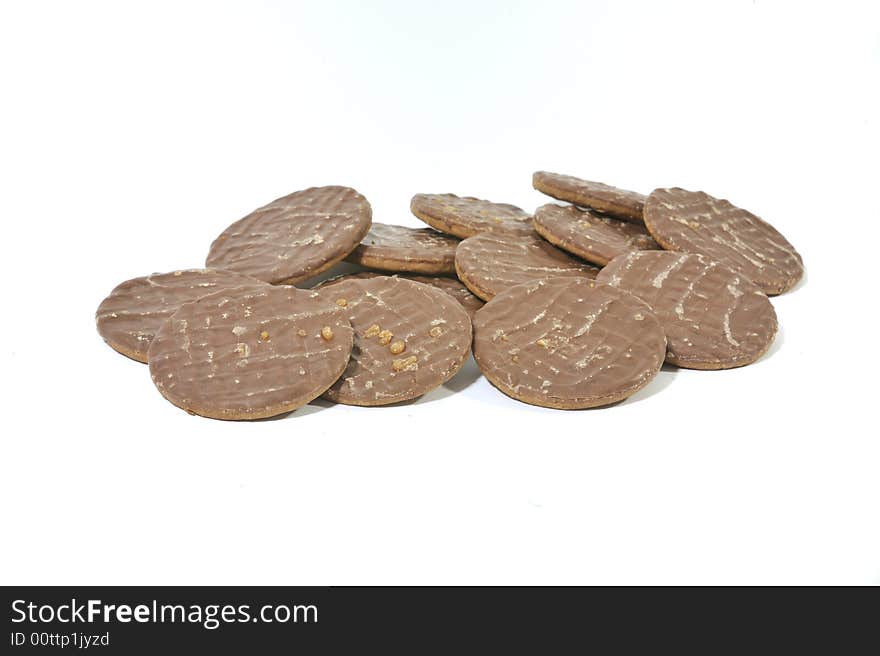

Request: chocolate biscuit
left=148, top=286, right=353, bottom=420
left=410, top=193, right=532, bottom=238
left=643, top=188, right=803, bottom=295
left=345, top=223, right=459, bottom=275
left=206, top=186, right=372, bottom=284
left=455, top=231, right=598, bottom=301
left=96, top=269, right=268, bottom=363
left=403, top=275, right=485, bottom=318
left=473, top=277, right=666, bottom=409
left=316, top=272, right=484, bottom=317
left=320, top=276, right=472, bottom=405
left=533, top=171, right=646, bottom=222
left=533, top=203, right=659, bottom=266
left=597, top=251, right=777, bottom=369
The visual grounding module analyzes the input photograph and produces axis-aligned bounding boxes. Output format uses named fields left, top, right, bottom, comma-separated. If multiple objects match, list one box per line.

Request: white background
left=1, top=1, right=878, bottom=585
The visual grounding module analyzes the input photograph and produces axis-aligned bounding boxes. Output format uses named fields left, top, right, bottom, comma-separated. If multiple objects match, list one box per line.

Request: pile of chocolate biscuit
left=96, top=172, right=803, bottom=418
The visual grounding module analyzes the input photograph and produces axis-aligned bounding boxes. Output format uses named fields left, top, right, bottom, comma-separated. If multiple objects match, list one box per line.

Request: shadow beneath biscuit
left=441, top=355, right=482, bottom=394
left=412, top=355, right=482, bottom=405
left=761, top=322, right=785, bottom=363
left=296, top=261, right=366, bottom=289
left=623, top=323, right=786, bottom=407
left=295, top=400, right=334, bottom=417
left=623, top=363, right=679, bottom=406
left=246, top=398, right=333, bottom=421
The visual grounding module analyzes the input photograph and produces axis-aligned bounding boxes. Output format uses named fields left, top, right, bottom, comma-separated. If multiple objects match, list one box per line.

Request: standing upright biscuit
left=533, top=203, right=659, bottom=266
left=643, top=188, right=804, bottom=295
left=597, top=251, right=778, bottom=369
left=345, top=223, right=459, bottom=275
left=410, top=193, right=533, bottom=238
left=320, top=276, right=472, bottom=406
left=533, top=171, right=647, bottom=222
left=473, top=277, right=666, bottom=409
left=96, top=268, right=268, bottom=363
left=455, top=231, right=598, bottom=301
left=147, top=286, right=354, bottom=420
left=206, top=185, right=372, bottom=284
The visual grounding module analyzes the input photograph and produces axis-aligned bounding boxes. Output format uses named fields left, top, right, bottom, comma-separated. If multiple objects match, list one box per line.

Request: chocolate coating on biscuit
left=533, top=171, right=646, bottom=222
left=96, top=269, right=268, bottom=363
left=320, top=277, right=472, bottom=405
left=533, top=203, right=659, bottom=266
left=410, top=193, right=532, bottom=238
left=346, top=223, right=459, bottom=274
left=455, top=231, right=598, bottom=301
left=148, top=286, right=353, bottom=420
left=597, top=251, right=777, bottom=369
left=316, top=272, right=484, bottom=317
left=643, top=188, right=803, bottom=295
left=473, top=278, right=666, bottom=409
left=206, top=185, right=372, bottom=284
left=402, top=275, right=485, bottom=318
